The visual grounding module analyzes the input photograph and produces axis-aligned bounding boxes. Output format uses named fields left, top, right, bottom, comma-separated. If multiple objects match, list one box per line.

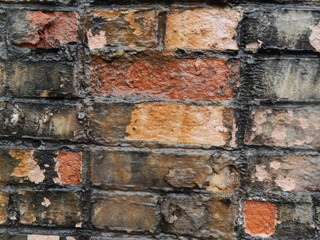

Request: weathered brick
left=89, top=102, right=236, bottom=146
left=92, top=191, right=159, bottom=233
left=243, top=201, right=277, bottom=238
left=9, top=11, right=78, bottom=48
left=243, top=58, right=320, bottom=101
left=91, top=148, right=240, bottom=192
left=245, top=107, right=320, bottom=148
left=86, top=9, right=157, bottom=49
left=276, top=203, right=316, bottom=239
left=0, top=192, right=9, bottom=224
left=0, top=101, right=85, bottom=141
left=126, top=104, right=235, bottom=146
left=90, top=56, right=239, bottom=101
left=248, top=152, right=320, bottom=192
left=161, top=193, right=237, bottom=239
left=0, top=149, right=83, bottom=185
left=2, top=61, right=81, bottom=98
left=166, top=8, right=242, bottom=51
left=18, top=191, right=81, bottom=226
left=242, top=9, right=320, bottom=51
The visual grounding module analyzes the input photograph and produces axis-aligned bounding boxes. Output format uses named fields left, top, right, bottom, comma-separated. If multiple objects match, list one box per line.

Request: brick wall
left=0, top=0, right=319, bottom=239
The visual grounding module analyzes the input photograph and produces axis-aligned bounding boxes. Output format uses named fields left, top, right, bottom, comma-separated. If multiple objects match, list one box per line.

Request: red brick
left=244, top=201, right=277, bottom=238
left=166, top=8, right=242, bottom=51
left=54, top=151, right=82, bottom=185
left=90, top=56, right=239, bottom=101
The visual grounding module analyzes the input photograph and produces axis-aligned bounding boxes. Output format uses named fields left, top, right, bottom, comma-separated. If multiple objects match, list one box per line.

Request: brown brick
left=9, top=11, right=78, bottom=48
left=249, top=153, right=320, bottom=192
left=18, top=191, right=81, bottom=226
left=276, top=203, right=316, bottom=239
left=0, top=101, right=84, bottom=141
left=3, top=61, right=81, bottom=98
left=92, top=191, right=159, bottom=233
left=245, top=107, right=320, bottom=148
left=0, top=192, right=9, bottom=224
left=166, top=8, right=242, bottom=51
left=91, top=149, right=240, bottom=192
left=90, top=56, right=239, bottom=101
left=243, top=201, right=277, bottom=238
left=86, top=9, right=157, bottom=49
left=161, top=193, right=237, bottom=239
left=126, top=104, right=236, bottom=146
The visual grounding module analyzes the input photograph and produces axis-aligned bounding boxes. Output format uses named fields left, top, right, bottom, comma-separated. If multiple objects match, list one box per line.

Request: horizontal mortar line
left=91, top=185, right=240, bottom=197
left=0, top=225, right=96, bottom=234
left=0, top=136, right=243, bottom=151
left=0, top=184, right=86, bottom=192
left=243, top=144, right=320, bottom=153
left=0, top=3, right=82, bottom=10
left=238, top=51, right=320, bottom=59
left=91, top=229, right=210, bottom=240
left=0, top=97, right=85, bottom=105
left=238, top=101, right=320, bottom=107
left=0, top=140, right=244, bottom=155
left=241, top=49, right=320, bottom=57
left=85, top=0, right=229, bottom=6
left=232, top=0, right=320, bottom=7
left=244, top=192, right=317, bottom=202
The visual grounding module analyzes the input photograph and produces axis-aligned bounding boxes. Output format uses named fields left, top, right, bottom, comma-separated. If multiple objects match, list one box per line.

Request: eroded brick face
left=245, top=107, right=320, bottom=148
left=249, top=153, right=320, bottom=191
left=54, top=151, right=82, bottom=185
left=125, top=104, right=236, bottom=146
left=90, top=56, right=239, bottom=100
left=86, top=9, right=157, bottom=49
left=10, top=11, right=78, bottom=48
left=166, top=8, right=242, bottom=50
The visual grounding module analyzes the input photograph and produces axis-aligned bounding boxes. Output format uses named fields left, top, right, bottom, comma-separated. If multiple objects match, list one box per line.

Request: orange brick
left=166, top=8, right=242, bottom=51
left=244, top=201, right=277, bottom=237
left=126, top=103, right=236, bottom=146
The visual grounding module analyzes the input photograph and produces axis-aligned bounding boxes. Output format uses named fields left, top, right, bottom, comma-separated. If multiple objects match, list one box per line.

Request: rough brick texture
left=0, top=0, right=319, bottom=239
